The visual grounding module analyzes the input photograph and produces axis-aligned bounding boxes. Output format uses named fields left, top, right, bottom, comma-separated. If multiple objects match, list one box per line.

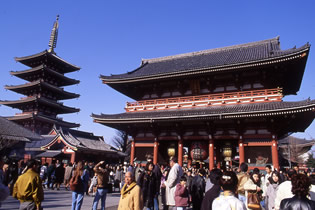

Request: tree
left=306, top=153, right=315, bottom=168
left=111, top=130, right=131, bottom=161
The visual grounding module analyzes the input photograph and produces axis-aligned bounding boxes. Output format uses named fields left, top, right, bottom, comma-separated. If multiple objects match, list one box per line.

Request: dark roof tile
left=0, top=116, right=42, bottom=141
left=101, top=37, right=310, bottom=82
left=92, top=100, right=315, bottom=122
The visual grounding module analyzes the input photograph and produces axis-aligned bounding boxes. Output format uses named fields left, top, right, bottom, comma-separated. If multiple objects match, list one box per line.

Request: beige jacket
left=118, top=182, right=143, bottom=210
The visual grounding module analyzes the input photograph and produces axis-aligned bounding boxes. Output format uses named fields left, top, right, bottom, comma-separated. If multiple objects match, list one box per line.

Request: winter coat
left=54, top=164, right=64, bottom=183
left=137, top=171, right=158, bottom=208
left=115, top=170, right=124, bottom=182
left=237, top=172, right=249, bottom=195
left=185, top=175, right=193, bottom=193
left=190, top=174, right=206, bottom=210
left=118, top=182, right=143, bottom=210
left=164, top=163, right=183, bottom=206
left=280, top=195, right=315, bottom=210
left=212, top=192, right=246, bottom=210
left=201, top=184, right=221, bottom=210
left=265, top=183, right=279, bottom=210
left=274, top=181, right=293, bottom=210
left=64, top=166, right=73, bottom=181
left=94, top=163, right=109, bottom=189
left=47, top=164, right=55, bottom=177
left=175, top=183, right=189, bottom=207
left=153, top=164, right=162, bottom=189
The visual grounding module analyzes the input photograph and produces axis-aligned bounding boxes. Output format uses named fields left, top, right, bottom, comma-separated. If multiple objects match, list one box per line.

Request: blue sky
left=0, top=1, right=315, bottom=148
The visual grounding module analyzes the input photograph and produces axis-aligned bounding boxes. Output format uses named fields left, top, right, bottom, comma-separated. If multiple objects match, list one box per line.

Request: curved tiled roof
left=5, top=80, right=80, bottom=100
left=6, top=113, right=80, bottom=128
left=0, top=116, right=42, bottom=141
left=101, top=37, right=310, bottom=83
left=37, top=126, right=124, bottom=156
left=15, top=50, right=80, bottom=73
left=92, top=99, right=315, bottom=123
left=0, top=96, right=80, bottom=114
left=10, top=64, right=80, bottom=86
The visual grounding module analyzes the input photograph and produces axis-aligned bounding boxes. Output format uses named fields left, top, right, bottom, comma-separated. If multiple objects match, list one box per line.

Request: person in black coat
left=54, top=160, right=65, bottom=190
left=137, top=162, right=159, bottom=209
left=280, top=173, right=315, bottom=210
left=190, top=168, right=206, bottom=210
left=185, top=169, right=193, bottom=194
left=200, top=168, right=223, bottom=210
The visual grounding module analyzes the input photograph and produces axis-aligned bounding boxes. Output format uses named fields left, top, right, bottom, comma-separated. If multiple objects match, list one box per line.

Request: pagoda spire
left=48, top=15, right=59, bottom=54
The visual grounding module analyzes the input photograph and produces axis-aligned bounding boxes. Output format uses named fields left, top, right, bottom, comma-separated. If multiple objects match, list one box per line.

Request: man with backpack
left=237, top=162, right=249, bottom=205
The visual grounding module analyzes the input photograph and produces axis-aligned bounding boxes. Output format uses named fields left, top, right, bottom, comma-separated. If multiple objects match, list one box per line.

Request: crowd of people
left=1, top=155, right=315, bottom=210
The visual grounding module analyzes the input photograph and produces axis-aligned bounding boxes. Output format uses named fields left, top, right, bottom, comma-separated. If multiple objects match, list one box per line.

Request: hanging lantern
left=190, top=141, right=208, bottom=161
left=223, top=143, right=232, bottom=161
left=167, top=144, right=176, bottom=157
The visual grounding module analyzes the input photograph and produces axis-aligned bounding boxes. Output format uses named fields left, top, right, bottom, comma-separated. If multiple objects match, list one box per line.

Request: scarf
left=121, top=181, right=137, bottom=199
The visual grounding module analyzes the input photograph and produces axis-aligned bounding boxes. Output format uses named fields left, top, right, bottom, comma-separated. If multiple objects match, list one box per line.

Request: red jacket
left=175, top=183, right=189, bottom=207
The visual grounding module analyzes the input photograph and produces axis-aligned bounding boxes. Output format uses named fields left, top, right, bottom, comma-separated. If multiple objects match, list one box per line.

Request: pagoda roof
left=10, top=64, right=80, bottom=86
left=5, top=113, right=80, bottom=128
left=101, top=37, right=310, bottom=84
left=5, top=80, right=80, bottom=100
left=92, top=99, right=315, bottom=126
left=15, top=50, right=80, bottom=74
left=0, top=96, right=80, bottom=114
left=0, top=116, right=42, bottom=142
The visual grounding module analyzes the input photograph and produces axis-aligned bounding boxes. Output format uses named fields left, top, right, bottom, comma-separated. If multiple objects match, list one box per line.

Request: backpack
left=70, top=174, right=83, bottom=192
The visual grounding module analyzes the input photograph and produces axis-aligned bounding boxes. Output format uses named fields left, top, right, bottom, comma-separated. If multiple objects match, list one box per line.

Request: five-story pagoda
left=0, top=16, right=80, bottom=134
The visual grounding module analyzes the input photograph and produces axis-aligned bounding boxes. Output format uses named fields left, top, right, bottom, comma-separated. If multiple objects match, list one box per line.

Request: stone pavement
left=1, top=187, right=120, bottom=210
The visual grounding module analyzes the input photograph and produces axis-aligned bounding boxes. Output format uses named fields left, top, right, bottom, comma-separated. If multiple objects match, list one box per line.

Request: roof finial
left=48, top=15, right=59, bottom=54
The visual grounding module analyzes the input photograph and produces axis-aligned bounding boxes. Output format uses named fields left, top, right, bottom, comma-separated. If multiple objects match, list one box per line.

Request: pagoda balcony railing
left=125, top=88, right=283, bottom=112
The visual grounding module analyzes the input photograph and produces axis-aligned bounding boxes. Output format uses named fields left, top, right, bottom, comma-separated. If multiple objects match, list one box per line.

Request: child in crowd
left=175, top=176, right=190, bottom=210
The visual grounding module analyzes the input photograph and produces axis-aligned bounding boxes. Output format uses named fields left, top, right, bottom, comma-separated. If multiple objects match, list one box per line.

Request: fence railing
left=125, top=88, right=283, bottom=112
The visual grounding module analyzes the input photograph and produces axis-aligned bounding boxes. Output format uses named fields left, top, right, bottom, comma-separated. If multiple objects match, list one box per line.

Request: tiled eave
left=5, top=80, right=80, bottom=99
left=92, top=100, right=315, bottom=124
left=0, top=116, right=42, bottom=141
left=15, top=50, right=80, bottom=73
left=6, top=113, right=80, bottom=128
left=101, top=45, right=309, bottom=84
left=10, top=64, right=80, bottom=85
left=0, top=96, right=80, bottom=114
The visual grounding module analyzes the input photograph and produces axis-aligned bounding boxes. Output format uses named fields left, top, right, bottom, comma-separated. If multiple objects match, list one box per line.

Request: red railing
left=125, top=88, right=283, bottom=112
left=127, top=88, right=282, bottom=107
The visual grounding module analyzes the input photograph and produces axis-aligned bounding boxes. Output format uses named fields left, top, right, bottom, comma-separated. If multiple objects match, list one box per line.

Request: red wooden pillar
left=130, top=139, right=135, bottom=165
left=209, top=137, right=214, bottom=170
left=153, top=138, right=158, bottom=165
left=216, top=146, right=221, bottom=169
left=238, top=136, right=245, bottom=165
left=271, top=135, right=279, bottom=170
left=178, top=137, right=183, bottom=166
left=70, top=153, right=76, bottom=164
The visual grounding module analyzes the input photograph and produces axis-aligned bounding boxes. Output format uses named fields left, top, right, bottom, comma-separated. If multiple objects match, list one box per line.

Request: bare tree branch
left=111, top=130, right=130, bottom=153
